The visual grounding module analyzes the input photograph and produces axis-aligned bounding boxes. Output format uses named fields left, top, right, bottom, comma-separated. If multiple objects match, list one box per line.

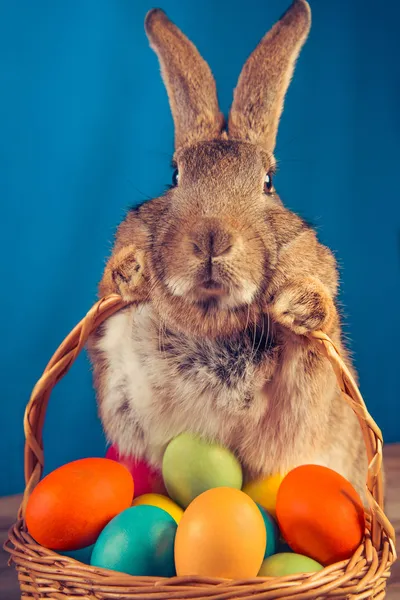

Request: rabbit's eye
left=172, top=168, right=179, bottom=187
left=263, top=172, right=274, bottom=194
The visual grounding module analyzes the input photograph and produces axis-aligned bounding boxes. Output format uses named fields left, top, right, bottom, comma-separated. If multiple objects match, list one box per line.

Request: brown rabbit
left=89, top=0, right=367, bottom=496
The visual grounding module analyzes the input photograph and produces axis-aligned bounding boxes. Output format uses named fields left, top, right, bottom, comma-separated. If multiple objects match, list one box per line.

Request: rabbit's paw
left=268, top=277, right=336, bottom=335
left=108, top=245, right=147, bottom=302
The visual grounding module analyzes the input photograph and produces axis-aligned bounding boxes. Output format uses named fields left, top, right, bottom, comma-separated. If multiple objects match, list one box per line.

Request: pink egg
left=105, top=445, right=166, bottom=497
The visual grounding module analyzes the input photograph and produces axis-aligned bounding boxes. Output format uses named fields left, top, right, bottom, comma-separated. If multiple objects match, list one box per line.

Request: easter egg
left=258, top=553, right=323, bottom=577
left=106, top=445, right=166, bottom=496
left=243, top=473, right=285, bottom=517
left=162, top=433, right=242, bottom=507
left=132, top=493, right=183, bottom=523
left=175, top=487, right=266, bottom=578
left=25, top=458, right=133, bottom=550
left=276, top=465, right=365, bottom=565
left=278, top=539, right=293, bottom=553
left=91, top=505, right=177, bottom=576
left=257, top=504, right=279, bottom=558
left=60, top=544, right=95, bottom=565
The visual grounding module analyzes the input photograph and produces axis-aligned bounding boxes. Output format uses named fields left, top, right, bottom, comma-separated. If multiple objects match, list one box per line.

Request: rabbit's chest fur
left=93, top=304, right=352, bottom=481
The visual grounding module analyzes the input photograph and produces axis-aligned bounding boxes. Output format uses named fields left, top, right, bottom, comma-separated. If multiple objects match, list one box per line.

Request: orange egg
left=276, top=465, right=365, bottom=565
left=175, top=487, right=266, bottom=578
left=26, top=458, right=134, bottom=550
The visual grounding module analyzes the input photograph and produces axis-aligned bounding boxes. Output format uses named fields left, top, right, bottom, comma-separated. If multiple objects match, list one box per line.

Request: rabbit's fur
left=89, top=0, right=367, bottom=496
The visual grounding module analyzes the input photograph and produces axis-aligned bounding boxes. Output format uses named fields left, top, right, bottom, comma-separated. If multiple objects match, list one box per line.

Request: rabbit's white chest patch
left=95, top=304, right=275, bottom=463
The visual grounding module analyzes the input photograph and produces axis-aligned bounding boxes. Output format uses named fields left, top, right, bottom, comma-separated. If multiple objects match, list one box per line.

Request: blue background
left=1, top=0, right=399, bottom=496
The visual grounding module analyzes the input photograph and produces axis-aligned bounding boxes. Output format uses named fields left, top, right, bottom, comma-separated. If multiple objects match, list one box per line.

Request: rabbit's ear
left=145, top=9, right=224, bottom=150
left=228, top=0, right=311, bottom=154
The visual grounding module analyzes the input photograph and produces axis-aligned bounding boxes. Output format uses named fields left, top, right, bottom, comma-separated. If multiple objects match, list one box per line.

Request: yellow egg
left=132, top=493, right=183, bottom=524
left=243, top=473, right=285, bottom=517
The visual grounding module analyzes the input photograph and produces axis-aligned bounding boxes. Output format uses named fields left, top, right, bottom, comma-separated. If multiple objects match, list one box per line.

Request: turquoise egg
left=90, top=505, right=177, bottom=576
left=257, top=504, right=279, bottom=558
left=60, top=544, right=95, bottom=565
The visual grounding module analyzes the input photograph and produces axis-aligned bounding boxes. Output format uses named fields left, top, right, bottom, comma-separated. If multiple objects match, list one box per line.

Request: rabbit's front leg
left=268, top=276, right=337, bottom=335
left=99, top=244, right=149, bottom=302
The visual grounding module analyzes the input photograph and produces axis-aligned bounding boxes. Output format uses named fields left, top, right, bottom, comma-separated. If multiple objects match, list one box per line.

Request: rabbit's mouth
left=197, top=278, right=227, bottom=299
left=183, top=283, right=260, bottom=316
left=150, top=266, right=263, bottom=338
left=194, top=279, right=229, bottom=313
left=165, top=270, right=258, bottom=309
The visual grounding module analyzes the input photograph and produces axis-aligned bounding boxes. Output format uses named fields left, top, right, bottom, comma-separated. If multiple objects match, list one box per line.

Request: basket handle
left=21, top=294, right=395, bottom=552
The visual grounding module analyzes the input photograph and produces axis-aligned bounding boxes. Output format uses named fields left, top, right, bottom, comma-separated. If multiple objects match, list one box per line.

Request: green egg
left=162, top=433, right=243, bottom=508
left=91, top=505, right=177, bottom=576
left=258, top=553, right=324, bottom=577
left=256, top=504, right=279, bottom=558
left=59, top=544, right=95, bottom=565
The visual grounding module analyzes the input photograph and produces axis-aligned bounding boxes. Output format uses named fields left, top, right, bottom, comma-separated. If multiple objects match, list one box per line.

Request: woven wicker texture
left=5, top=295, right=397, bottom=599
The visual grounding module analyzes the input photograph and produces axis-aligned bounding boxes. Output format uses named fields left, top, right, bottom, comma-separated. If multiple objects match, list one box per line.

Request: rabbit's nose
left=191, top=229, right=233, bottom=258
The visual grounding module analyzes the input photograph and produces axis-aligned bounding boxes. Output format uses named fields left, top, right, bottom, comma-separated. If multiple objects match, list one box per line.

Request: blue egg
left=60, top=544, right=95, bottom=565
left=91, top=505, right=177, bottom=576
left=278, top=539, right=293, bottom=553
left=257, top=504, right=279, bottom=557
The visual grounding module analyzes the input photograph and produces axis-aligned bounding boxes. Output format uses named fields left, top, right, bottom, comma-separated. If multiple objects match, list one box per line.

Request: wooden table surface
left=1, top=445, right=398, bottom=599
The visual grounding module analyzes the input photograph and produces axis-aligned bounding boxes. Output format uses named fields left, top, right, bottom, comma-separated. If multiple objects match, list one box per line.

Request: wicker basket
left=5, top=294, right=397, bottom=599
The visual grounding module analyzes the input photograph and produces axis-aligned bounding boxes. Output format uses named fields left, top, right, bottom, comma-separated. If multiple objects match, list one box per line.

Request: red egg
left=106, top=445, right=166, bottom=497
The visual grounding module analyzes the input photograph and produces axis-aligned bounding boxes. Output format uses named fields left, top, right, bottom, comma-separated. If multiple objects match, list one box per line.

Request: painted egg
left=25, top=458, right=134, bottom=550
left=60, top=544, right=95, bottom=565
left=132, top=493, right=183, bottom=523
left=276, top=465, right=365, bottom=565
left=258, top=553, right=324, bottom=577
left=162, top=433, right=242, bottom=508
left=175, top=487, right=266, bottom=578
left=277, top=539, right=293, bottom=553
left=243, top=473, right=285, bottom=518
left=106, top=445, right=166, bottom=496
left=91, top=505, right=177, bottom=576
left=257, top=504, right=279, bottom=558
